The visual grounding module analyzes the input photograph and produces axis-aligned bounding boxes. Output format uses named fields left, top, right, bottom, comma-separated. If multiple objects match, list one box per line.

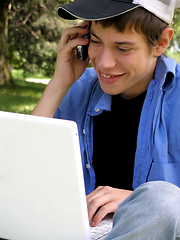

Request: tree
left=8, top=0, right=74, bottom=77
left=0, top=0, right=73, bottom=86
left=8, top=1, right=180, bottom=77
left=0, top=0, right=13, bottom=85
left=0, top=0, right=179, bottom=87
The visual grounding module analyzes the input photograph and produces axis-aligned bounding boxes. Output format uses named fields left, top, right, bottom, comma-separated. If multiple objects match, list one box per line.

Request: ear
left=154, top=27, right=174, bottom=57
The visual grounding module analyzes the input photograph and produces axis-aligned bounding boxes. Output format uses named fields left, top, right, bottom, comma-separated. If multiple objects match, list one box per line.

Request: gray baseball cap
left=58, top=0, right=180, bottom=24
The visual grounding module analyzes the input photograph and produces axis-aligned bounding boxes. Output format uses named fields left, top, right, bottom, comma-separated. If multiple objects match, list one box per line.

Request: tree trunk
left=0, top=0, right=13, bottom=86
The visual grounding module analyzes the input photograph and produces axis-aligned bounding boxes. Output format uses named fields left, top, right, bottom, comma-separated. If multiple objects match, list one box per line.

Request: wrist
left=50, top=74, right=71, bottom=95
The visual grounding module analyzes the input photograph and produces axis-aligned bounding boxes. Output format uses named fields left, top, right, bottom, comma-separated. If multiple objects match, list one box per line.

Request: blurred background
left=0, top=0, right=179, bottom=114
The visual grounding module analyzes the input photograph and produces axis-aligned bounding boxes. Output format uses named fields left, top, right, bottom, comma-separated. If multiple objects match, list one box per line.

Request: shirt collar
left=87, top=81, right=111, bottom=117
left=87, top=56, right=177, bottom=117
left=155, top=56, right=176, bottom=91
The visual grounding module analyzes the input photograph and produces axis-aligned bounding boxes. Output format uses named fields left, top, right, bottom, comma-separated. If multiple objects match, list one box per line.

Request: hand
left=31, top=22, right=90, bottom=117
left=53, top=21, right=90, bottom=91
left=87, top=186, right=133, bottom=227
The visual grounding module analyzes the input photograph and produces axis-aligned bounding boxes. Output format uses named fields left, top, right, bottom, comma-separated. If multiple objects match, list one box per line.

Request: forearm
left=31, top=76, right=70, bottom=118
left=32, top=23, right=90, bottom=118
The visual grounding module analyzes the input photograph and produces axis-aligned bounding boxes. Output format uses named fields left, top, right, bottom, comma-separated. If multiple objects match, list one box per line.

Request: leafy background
left=8, top=0, right=180, bottom=77
left=0, top=1, right=179, bottom=114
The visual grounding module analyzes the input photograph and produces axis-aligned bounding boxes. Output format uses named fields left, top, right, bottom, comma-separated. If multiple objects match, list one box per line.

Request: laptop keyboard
left=90, top=215, right=113, bottom=240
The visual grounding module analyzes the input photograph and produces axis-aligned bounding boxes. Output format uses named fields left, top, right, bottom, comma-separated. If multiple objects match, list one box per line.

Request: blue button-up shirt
left=54, top=56, right=180, bottom=195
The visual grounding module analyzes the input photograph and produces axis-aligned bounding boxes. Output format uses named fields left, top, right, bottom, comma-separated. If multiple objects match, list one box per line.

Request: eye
left=118, top=48, right=130, bottom=53
left=90, top=35, right=101, bottom=45
left=90, top=39, right=101, bottom=44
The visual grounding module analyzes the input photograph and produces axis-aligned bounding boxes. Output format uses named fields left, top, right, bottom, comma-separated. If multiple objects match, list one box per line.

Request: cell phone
left=77, top=33, right=90, bottom=61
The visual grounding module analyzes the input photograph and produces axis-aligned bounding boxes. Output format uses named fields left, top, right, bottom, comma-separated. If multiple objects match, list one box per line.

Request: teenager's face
left=88, top=22, right=157, bottom=98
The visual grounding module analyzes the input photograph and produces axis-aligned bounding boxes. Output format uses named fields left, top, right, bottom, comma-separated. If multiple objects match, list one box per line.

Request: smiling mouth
left=99, top=70, right=125, bottom=83
left=101, top=72, right=113, bottom=79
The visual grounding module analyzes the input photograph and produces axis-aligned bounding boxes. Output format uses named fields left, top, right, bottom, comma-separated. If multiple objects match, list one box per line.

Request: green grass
left=0, top=70, right=46, bottom=114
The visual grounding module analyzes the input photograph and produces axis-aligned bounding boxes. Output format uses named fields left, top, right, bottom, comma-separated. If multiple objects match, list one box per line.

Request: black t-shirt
left=93, top=91, right=146, bottom=190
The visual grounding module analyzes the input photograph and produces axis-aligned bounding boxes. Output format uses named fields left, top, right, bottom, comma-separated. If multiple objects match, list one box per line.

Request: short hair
left=95, top=7, right=168, bottom=51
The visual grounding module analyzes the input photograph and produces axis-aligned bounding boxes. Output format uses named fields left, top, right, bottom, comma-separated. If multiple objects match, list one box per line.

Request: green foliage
left=166, top=9, right=180, bottom=63
left=9, top=0, right=74, bottom=76
left=8, top=0, right=180, bottom=76
left=171, top=10, right=180, bottom=45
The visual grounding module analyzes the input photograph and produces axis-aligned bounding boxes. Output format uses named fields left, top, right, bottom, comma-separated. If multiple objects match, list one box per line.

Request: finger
left=91, top=202, right=116, bottom=227
left=57, top=37, right=89, bottom=63
left=78, top=20, right=90, bottom=26
left=87, top=186, right=105, bottom=218
left=60, top=26, right=89, bottom=45
left=87, top=189, right=113, bottom=224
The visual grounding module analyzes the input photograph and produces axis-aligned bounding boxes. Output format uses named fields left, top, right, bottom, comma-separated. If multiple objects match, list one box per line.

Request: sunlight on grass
left=0, top=74, right=46, bottom=114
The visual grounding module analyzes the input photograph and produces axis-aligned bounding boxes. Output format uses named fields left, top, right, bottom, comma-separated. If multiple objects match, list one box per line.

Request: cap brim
left=58, top=0, right=140, bottom=21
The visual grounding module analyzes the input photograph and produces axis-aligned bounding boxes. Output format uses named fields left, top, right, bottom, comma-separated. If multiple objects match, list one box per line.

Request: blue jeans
left=105, top=181, right=180, bottom=240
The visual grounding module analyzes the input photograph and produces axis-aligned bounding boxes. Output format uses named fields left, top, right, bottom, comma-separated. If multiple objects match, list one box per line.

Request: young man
left=32, top=0, right=180, bottom=238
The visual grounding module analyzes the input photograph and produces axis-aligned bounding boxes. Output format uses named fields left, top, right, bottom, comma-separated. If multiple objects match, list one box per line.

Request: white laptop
left=0, top=111, right=112, bottom=240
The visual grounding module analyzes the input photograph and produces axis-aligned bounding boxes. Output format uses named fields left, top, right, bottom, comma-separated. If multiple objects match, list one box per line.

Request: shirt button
left=95, top=108, right=100, bottom=112
left=86, top=164, right=91, bottom=169
left=83, top=129, right=85, bottom=135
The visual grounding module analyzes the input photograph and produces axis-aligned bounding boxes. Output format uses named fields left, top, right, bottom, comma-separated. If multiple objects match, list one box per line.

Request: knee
left=138, top=181, right=180, bottom=202
left=112, top=182, right=180, bottom=240
left=136, top=181, right=180, bottom=220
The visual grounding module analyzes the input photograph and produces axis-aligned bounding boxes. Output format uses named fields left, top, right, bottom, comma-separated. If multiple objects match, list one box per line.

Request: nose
left=98, top=48, right=117, bottom=70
